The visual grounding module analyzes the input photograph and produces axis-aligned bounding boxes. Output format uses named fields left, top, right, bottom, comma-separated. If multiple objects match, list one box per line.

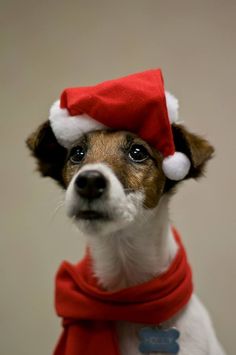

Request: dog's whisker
left=50, top=200, right=65, bottom=221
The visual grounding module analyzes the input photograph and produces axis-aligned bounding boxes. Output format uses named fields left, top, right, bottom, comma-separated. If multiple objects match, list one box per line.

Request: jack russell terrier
left=26, top=69, right=226, bottom=355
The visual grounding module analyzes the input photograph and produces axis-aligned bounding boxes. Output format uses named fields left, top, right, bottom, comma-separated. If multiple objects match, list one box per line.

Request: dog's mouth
left=75, top=210, right=110, bottom=221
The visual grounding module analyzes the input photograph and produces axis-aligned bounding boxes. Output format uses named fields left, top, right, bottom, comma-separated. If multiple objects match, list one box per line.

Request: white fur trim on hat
left=49, top=100, right=107, bottom=148
left=165, top=91, right=179, bottom=123
left=162, top=152, right=191, bottom=181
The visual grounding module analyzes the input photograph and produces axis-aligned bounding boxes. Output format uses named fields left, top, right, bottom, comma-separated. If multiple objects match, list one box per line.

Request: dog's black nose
left=75, top=170, right=107, bottom=199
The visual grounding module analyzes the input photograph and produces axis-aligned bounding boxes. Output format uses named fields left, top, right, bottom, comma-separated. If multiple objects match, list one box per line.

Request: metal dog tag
left=138, top=327, right=180, bottom=354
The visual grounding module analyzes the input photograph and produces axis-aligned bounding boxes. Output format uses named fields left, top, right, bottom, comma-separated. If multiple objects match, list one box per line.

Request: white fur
left=65, top=163, right=226, bottom=355
left=87, top=194, right=177, bottom=290
left=49, top=91, right=179, bottom=148
left=162, top=152, right=191, bottom=181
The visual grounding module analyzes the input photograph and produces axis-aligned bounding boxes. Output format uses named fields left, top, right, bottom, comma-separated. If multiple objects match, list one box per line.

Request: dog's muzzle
left=65, top=163, right=144, bottom=233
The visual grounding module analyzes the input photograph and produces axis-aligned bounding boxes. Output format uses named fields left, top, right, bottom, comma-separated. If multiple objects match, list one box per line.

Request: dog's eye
left=128, top=144, right=149, bottom=163
left=70, top=146, right=86, bottom=164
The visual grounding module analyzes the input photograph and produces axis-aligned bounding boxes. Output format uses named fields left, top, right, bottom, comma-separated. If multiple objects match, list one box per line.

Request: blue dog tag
left=138, top=327, right=180, bottom=354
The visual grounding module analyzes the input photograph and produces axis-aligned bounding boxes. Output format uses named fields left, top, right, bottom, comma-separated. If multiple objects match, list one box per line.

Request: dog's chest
left=114, top=295, right=225, bottom=355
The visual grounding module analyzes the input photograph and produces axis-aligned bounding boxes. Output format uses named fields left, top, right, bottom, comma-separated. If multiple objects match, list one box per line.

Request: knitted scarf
left=53, top=229, right=193, bottom=355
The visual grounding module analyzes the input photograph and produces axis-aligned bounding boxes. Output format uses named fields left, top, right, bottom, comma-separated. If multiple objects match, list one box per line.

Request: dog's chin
left=72, top=210, right=137, bottom=236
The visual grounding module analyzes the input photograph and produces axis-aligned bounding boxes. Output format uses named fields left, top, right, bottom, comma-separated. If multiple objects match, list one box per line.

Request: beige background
left=1, top=1, right=235, bottom=354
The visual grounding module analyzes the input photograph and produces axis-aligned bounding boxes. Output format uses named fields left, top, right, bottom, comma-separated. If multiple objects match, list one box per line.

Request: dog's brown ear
left=172, top=123, right=215, bottom=180
left=172, top=124, right=214, bottom=179
left=26, top=121, right=67, bottom=186
left=165, top=124, right=214, bottom=191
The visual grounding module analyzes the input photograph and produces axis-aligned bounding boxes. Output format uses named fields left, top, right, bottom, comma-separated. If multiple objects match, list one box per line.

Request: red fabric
left=60, top=69, right=175, bottom=157
left=53, top=229, right=193, bottom=355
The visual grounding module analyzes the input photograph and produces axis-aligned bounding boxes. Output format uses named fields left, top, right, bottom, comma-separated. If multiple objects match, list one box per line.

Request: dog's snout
left=75, top=170, right=107, bottom=199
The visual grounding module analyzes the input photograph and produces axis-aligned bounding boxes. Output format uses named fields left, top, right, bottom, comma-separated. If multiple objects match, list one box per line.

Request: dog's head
left=26, top=122, right=213, bottom=236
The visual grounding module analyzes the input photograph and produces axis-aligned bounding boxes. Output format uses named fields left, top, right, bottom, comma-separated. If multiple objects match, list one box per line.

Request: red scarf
left=53, top=229, right=193, bottom=355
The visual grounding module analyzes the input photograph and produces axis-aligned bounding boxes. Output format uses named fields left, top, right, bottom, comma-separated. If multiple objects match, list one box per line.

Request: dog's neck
left=87, top=196, right=178, bottom=291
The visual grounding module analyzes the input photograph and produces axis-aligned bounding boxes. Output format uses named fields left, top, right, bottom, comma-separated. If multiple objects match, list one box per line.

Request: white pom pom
left=162, top=152, right=191, bottom=181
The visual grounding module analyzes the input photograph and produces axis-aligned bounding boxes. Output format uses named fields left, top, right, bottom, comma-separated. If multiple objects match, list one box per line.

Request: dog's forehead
left=85, top=130, right=153, bottom=156
left=88, top=130, right=133, bottom=148
left=81, top=130, right=131, bottom=165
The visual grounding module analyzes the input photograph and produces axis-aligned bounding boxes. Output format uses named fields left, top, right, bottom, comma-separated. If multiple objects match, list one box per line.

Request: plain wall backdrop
left=1, top=1, right=235, bottom=354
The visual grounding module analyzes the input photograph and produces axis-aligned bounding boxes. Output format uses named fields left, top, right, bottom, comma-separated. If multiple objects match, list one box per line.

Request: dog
left=26, top=67, right=225, bottom=355
left=26, top=120, right=226, bottom=355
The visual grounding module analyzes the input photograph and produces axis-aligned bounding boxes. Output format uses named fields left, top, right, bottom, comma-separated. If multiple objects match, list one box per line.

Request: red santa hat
left=49, top=69, right=190, bottom=181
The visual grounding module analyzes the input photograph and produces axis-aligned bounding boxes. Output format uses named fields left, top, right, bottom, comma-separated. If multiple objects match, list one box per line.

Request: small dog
left=26, top=71, right=226, bottom=355
left=27, top=124, right=225, bottom=355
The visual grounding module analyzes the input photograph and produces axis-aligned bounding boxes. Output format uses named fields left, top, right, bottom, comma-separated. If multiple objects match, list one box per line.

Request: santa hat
left=49, top=69, right=190, bottom=181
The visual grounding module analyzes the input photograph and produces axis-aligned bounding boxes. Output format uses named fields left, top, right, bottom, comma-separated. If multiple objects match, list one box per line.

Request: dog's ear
left=165, top=124, right=214, bottom=191
left=26, top=121, right=67, bottom=186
